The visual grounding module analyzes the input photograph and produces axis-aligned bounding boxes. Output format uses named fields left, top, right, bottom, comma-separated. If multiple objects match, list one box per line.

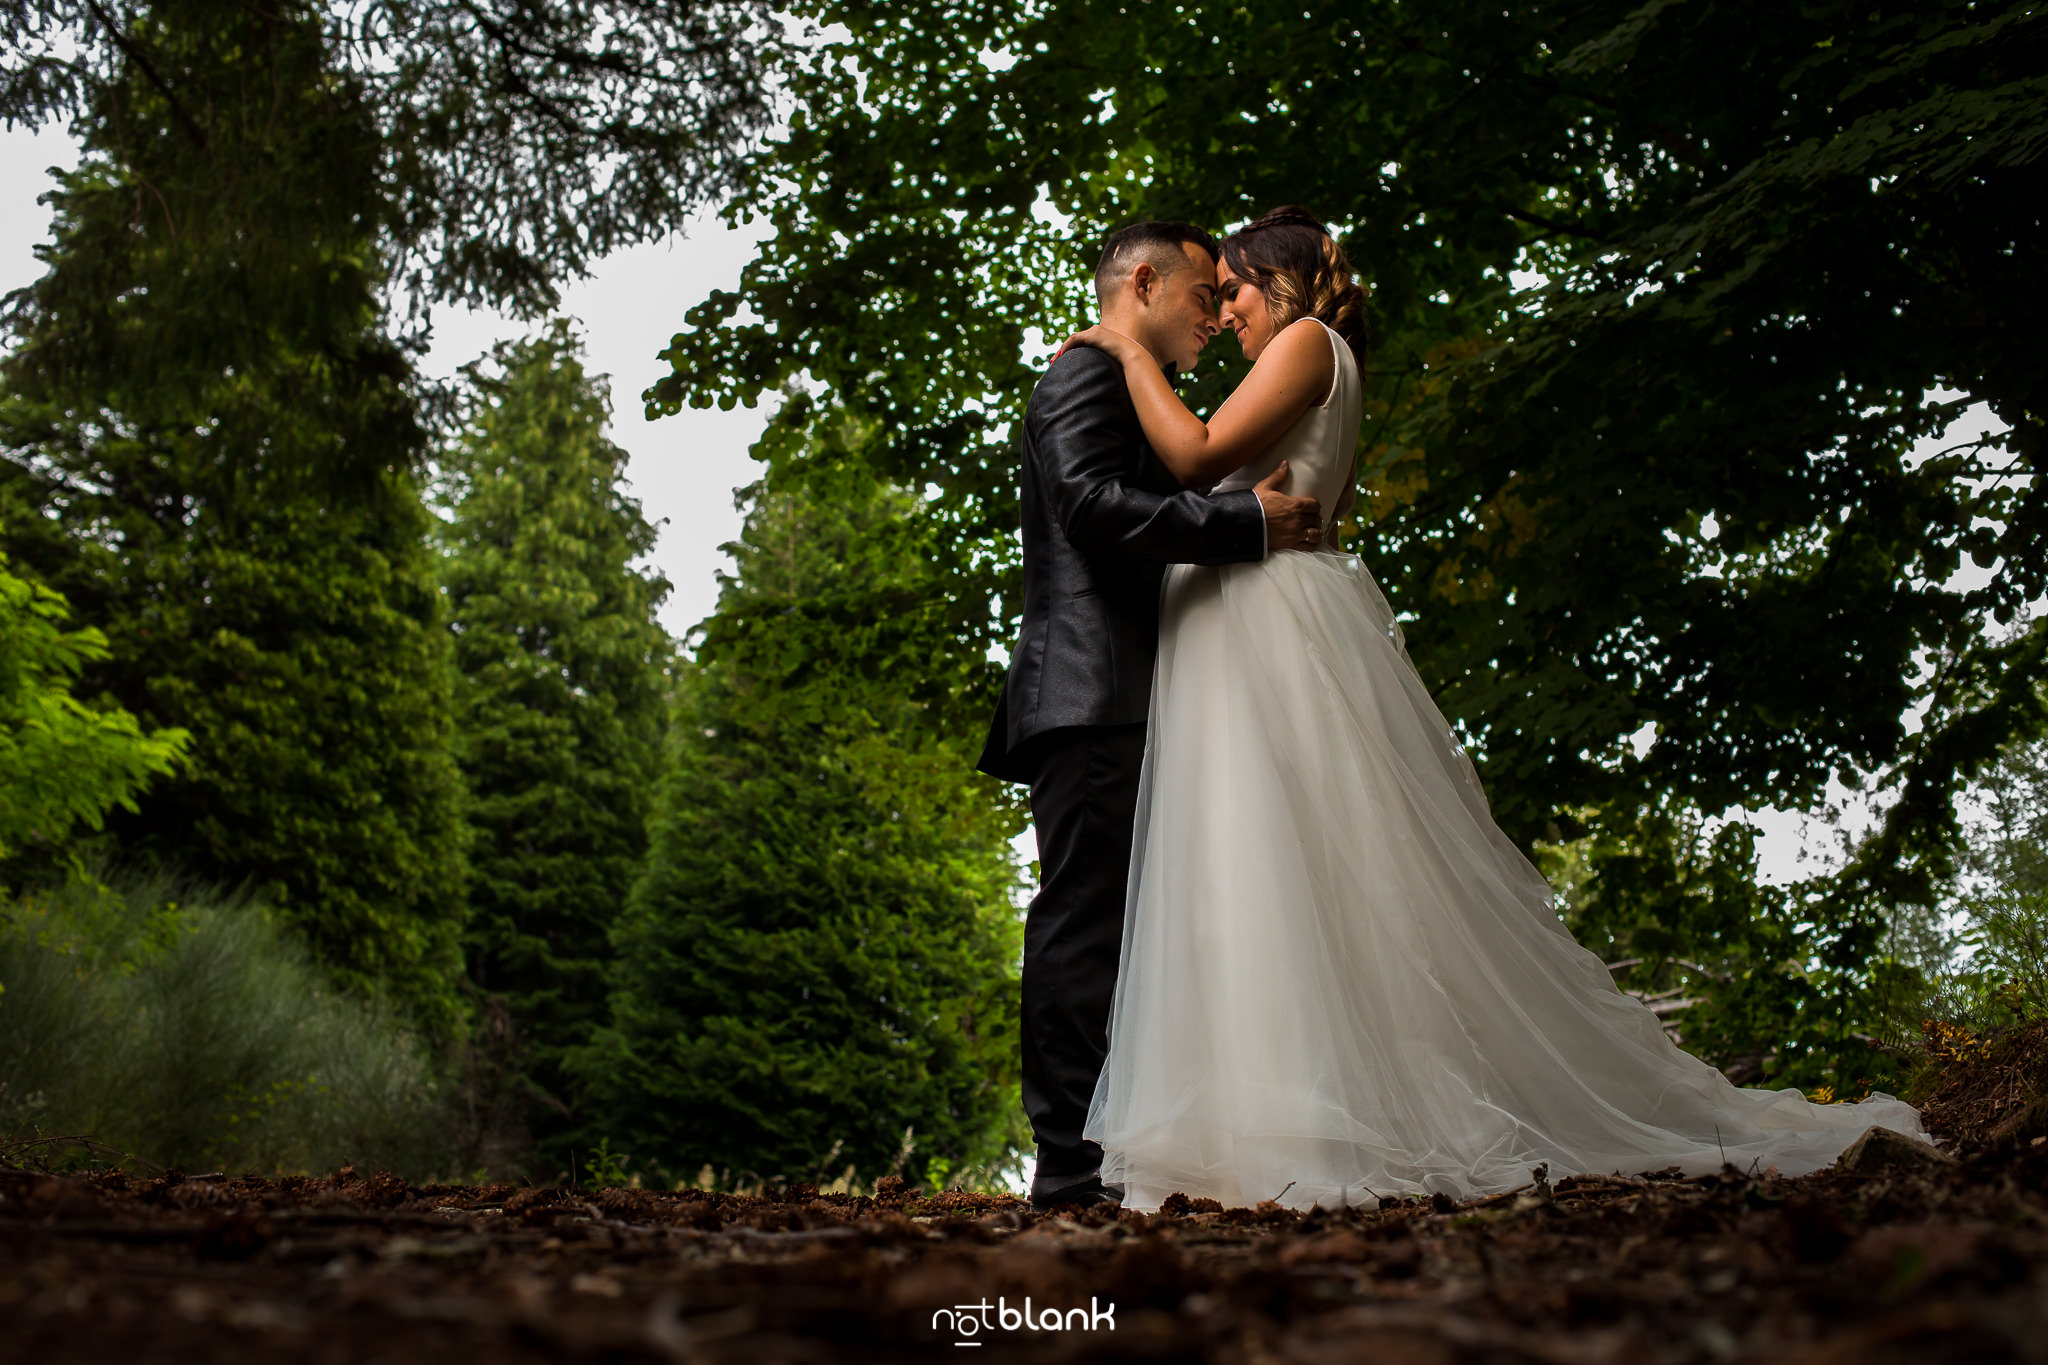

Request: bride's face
left=1217, top=260, right=1278, bottom=360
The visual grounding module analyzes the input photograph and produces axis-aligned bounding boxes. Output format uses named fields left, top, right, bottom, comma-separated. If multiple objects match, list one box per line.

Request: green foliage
left=0, top=0, right=2030, bottom=1178
left=0, top=869, right=452, bottom=1178
left=1555, top=728, right=2048, bottom=1092
left=0, top=0, right=789, bottom=316
left=439, top=323, right=673, bottom=1125
left=1545, top=807, right=1902, bottom=1094
left=1367, top=0, right=2048, bottom=888
left=577, top=449, right=1027, bottom=1188
left=1957, top=891, right=2048, bottom=1025
left=660, top=5, right=2039, bottom=873
left=578, top=1137, right=633, bottom=1190
left=647, top=0, right=2045, bottom=1074
left=1887, top=736, right=2048, bottom=1035
left=0, top=1, right=470, bottom=1028
left=0, top=555, right=186, bottom=864
left=0, top=0, right=417, bottom=496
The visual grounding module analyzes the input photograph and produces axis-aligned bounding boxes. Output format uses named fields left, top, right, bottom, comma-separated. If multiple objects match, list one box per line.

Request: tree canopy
left=625, top=0, right=2047, bottom=1089
left=654, top=0, right=2044, bottom=891
left=0, top=0, right=789, bottom=315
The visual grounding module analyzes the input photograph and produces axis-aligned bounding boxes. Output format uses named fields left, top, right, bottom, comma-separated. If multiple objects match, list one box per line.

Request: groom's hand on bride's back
left=1255, top=461, right=1322, bottom=552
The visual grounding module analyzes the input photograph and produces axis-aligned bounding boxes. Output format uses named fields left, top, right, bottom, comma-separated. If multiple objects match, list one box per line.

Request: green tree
left=1887, top=733, right=2048, bottom=1034
left=438, top=323, right=673, bottom=1123
left=647, top=0, right=2045, bottom=1083
left=0, top=554, right=186, bottom=867
left=579, top=445, right=1025, bottom=1188
left=2, top=0, right=789, bottom=317
left=0, top=1, right=468, bottom=1026
left=1542, top=807, right=1897, bottom=1093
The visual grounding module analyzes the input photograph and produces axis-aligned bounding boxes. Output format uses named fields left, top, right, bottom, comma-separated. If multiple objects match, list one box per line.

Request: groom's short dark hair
left=1094, top=221, right=1220, bottom=305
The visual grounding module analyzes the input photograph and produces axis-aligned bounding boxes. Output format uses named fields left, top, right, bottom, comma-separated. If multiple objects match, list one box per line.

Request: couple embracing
left=979, top=209, right=1924, bottom=1213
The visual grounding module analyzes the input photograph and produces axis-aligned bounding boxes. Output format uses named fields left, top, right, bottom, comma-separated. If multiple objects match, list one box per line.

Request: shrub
left=0, top=869, right=453, bottom=1177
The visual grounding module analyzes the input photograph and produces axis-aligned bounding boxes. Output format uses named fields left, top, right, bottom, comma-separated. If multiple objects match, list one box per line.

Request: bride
left=1061, top=206, right=1925, bottom=1211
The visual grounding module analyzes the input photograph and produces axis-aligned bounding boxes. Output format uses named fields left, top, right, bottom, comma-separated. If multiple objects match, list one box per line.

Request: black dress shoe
left=1028, top=1174, right=1123, bottom=1211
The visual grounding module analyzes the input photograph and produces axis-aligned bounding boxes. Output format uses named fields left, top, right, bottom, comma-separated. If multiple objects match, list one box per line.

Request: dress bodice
left=1212, top=319, right=1363, bottom=534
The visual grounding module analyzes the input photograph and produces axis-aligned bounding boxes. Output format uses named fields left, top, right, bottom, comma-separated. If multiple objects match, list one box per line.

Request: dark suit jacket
left=976, top=347, right=1266, bottom=783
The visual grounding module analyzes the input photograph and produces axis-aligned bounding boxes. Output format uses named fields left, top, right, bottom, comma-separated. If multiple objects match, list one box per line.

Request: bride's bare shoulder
left=1259, top=317, right=1337, bottom=365
left=1241, top=317, right=1336, bottom=396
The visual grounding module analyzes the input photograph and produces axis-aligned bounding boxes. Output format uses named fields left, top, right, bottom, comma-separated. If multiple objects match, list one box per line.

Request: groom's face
left=1138, top=242, right=1223, bottom=373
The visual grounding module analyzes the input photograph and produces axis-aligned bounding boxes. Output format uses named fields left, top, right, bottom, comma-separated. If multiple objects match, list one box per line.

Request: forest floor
left=5, top=1027, right=2047, bottom=1364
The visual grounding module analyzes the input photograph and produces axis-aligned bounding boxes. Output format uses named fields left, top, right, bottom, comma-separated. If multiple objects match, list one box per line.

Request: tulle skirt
left=1083, top=549, right=1923, bottom=1211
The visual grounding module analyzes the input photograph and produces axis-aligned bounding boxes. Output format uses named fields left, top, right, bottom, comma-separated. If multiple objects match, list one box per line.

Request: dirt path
left=3, top=1135, right=2042, bottom=1363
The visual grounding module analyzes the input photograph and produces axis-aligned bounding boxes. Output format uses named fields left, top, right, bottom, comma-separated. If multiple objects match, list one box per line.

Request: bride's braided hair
left=1219, top=207, right=1369, bottom=370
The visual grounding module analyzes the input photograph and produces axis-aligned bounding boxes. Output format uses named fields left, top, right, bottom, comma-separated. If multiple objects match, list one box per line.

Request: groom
left=977, top=221, right=1322, bottom=1209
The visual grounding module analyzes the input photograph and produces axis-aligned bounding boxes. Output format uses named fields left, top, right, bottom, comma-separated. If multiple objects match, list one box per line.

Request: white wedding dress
left=1083, top=319, right=1924, bottom=1211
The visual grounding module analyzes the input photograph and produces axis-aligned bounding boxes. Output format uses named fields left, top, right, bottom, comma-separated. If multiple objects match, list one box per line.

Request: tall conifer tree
left=0, top=0, right=468, bottom=1026
left=579, top=440, right=1025, bottom=1188
left=439, top=325, right=672, bottom=1119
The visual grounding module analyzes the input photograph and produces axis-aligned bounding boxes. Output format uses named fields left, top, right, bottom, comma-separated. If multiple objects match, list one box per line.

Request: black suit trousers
left=1021, top=722, right=1148, bottom=1179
